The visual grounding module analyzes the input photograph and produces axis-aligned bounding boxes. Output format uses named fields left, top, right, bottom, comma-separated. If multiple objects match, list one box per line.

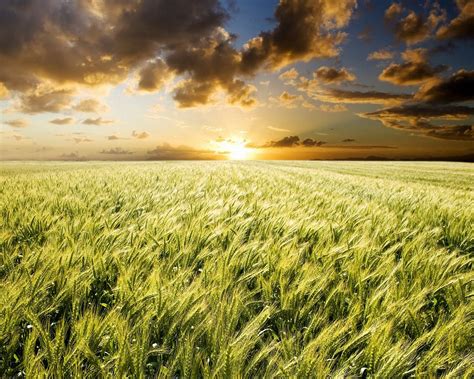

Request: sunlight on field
left=0, top=161, right=473, bottom=377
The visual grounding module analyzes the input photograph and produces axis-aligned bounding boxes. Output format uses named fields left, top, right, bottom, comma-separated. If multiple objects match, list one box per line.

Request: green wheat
left=0, top=161, right=473, bottom=378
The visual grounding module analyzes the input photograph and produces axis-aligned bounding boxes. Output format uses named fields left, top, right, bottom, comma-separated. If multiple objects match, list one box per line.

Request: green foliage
left=0, top=161, right=473, bottom=377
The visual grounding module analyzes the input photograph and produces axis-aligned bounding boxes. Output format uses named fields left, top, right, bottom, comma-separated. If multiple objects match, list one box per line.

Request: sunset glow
left=211, top=139, right=254, bottom=160
left=0, top=0, right=472, bottom=161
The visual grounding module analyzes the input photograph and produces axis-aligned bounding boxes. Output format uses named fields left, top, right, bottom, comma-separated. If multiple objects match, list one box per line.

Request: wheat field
left=0, top=161, right=473, bottom=378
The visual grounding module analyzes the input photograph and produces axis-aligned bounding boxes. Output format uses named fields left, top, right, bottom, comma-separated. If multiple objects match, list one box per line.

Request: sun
left=212, top=139, right=253, bottom=160
left=228, top=143, right=251, bottom=160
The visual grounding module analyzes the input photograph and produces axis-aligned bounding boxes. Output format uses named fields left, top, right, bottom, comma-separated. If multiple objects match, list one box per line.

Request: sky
left=0, top=0, right=473, bottom=161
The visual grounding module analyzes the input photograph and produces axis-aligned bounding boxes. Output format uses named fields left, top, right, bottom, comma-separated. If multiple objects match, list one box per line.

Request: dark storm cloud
left=315, top=88, right=412, bottom=104
left=379, top=48, right=448, bottom=86
left=240, top=0, right=356, bottom=73
left=437, top=0, right=474, bottom=40
left=172, top=80, right=218, bottom=108
left=0, top=0, right=229, bottom=89
left=256, top=137, right=393, bottom=149
left=0, top=0, right=358, bottom=110
left=301, top=138, right=327, bottom=147
left=324, top=144, right=397, bottom=149
left=0, top=0, right=236, bottom=108
left=137, top=59, right=172, bottom=92
left=261, top=136, right=326, bottom=148
left=313, top=66, right=356, bottom=84
left=114, top=0, right=229, bottom=59
left=415, top=70, right=474, bottom=103
left=165, top=28, right=260, bottom=108
left=264, top=135, right=301, bottom=147
left=360, top=104, right=474, bottom=140
left=424, top=124, right=472, bottom=140
left=384, top=2, right=445, bottom=45
left=362, top=104, right=474, bottom=120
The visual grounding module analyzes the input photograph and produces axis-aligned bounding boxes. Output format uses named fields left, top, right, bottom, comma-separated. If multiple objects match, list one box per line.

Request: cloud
left=342, top=138, right=356, bottom=142
left=72, top=137, right=93, bottom=144
left=301, top=138, right=327, bottom=147
left=272, top=91, right=304, bottom=108
left=73, top=99, right=108, bottom=113
left=288, top=75, right=319, bottom=94
left=385, top=3, right=446, bottom=45
left=0, top=0, right=229, bottom=92
left=415, top=69, right=474, bottom=103
left=226, top=81, right=258, bottom=108
left=137, top=59, right=173, bottom=92
left=264, top=135, right=300, bottom=147
left=437, top=0, right=474, bottom=40
left=4, top=119, right=28, bottom=128
left=319, top=103, right=348, bottom=112
left=279, top=68, right=299, bottom=82
left=240, top=0, right=357, bottom=72
left=0, top=0, right=357, bottom=110
left=379, top=48, right=447, bottom=86
left=173, top=80, right=217, bottom=108
left=100, top=147, right=133, bottom=155
left=385, top=3, right=403, bottom=21
left=314, top=88, right=412, bottom=104
left=323, top=145, right=397, bottom=150
left=313, top=66, right=356, bottom=84
left=107, top=135, right=129, bottom=141
left=82, top=117, right=114, bottom=126
left=261, top=135, right=326, bottom=148
left=17, top=88, right=74, bottom=114
left=132, top=130, right=150, bottom=139
left=362, top=104, right=474, bottom=121
left=165, top=30, right=258, bottom=108
left=50, top=117, right=74, bottom=125
left=0, top=0, right=230, bottom=109
left=360, top=104, right=474, bottom=140
left=367, top=48, right=395, bottom=61
left=0, top=82, right=9, bottom=98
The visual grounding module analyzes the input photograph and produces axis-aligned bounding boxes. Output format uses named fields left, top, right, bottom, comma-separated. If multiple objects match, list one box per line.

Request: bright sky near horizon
left=1, top=0, right=473, bottom=160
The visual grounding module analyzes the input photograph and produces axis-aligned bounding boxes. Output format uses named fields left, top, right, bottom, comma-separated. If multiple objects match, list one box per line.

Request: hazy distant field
left=1, top=161, right=473, bottom=377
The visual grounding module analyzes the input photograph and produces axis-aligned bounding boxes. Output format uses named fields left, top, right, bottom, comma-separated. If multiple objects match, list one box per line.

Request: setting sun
left=212, top=139, right=253, bottom=160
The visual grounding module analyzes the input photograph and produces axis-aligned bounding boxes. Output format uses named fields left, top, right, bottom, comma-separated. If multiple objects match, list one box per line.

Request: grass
left=0, top=161, right=473, bottom=378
